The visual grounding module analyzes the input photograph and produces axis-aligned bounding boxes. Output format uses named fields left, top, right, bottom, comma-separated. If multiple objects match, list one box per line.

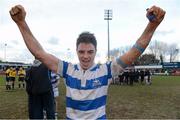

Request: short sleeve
left=111, top=60, right=124, bottom=77
left=57, top=59, right=68, bottom=78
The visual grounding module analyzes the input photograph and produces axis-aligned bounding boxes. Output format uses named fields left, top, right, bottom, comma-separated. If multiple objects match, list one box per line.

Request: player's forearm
left=16, top=21, right=45, bottom=59
left=117, top=22, right=158, bottom=67
left=136, top=22, right=158, bottom=48
left=17, top=21, right=59, bottom=73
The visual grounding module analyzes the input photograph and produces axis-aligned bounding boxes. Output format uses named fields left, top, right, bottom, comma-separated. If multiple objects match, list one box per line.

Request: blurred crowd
left=112, top=69, right=152, bottom=86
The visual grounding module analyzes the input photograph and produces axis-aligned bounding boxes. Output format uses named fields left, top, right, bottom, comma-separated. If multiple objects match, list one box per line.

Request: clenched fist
left=9, top=5, right=26, bottom=24
left=146, top=5, right=166, bottom=24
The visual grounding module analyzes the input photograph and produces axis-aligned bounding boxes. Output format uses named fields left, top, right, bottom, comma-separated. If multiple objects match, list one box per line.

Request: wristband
left=146, top=8, right=156, bottom=22
left=133, top=43, right=145, bottom=54
left=116, top=58, right=128, bottom=68
left=147, top=14, right=156, bottom=22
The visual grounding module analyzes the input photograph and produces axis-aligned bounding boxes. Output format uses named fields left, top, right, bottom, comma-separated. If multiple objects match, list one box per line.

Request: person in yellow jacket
left=5, top=67, right=11, bottom=90
left=9, top=67, right=16, bottom=89
left=18, top=67, right=26, bottom=88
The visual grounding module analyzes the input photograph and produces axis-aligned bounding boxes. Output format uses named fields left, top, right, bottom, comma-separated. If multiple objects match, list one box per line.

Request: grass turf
left=0, top=75, right=180, bottom=119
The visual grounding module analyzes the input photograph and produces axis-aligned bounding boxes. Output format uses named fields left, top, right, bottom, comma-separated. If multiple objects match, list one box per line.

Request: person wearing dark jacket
left=26, top=59, right=55, bottom=119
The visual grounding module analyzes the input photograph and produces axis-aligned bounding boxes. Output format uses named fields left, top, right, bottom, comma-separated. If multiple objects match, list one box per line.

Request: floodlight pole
left=4, top=43, right=7, bottom=62
left=104, top=9, right=112, bottom=61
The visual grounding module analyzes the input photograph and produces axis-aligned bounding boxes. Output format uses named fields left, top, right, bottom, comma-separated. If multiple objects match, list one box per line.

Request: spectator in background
left=118, top=73, right=124, bottom=85
left=5, top=67, right=11, bottom=90
left=9, top=67, right=16, bottom=89
left=18, top=67, right=26, bottom=88
left=134, top=70, right=140, bottom=83
left=129, top=69, right=135, bottom=86
left=25, top=60, right=55, bottom=119
left=124, top=70, right=129, bottom=85
left=140, top=70, right=145, bottom=84
left=145, top=69, right=152, bottom=85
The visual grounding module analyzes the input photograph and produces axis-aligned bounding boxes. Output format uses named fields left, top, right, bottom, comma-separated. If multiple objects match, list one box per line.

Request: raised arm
left=9, top=5, right=59, bottom=73
left=116, top=6, right=166, bottom=68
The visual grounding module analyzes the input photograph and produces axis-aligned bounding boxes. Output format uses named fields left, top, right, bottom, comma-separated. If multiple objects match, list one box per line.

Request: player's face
left=77, top=43, right=96, bottom=70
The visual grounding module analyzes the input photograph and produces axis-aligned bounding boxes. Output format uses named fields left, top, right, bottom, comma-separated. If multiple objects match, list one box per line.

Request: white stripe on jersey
left=66, top=105, right=105, bottom=120
left=51, top=72, right=60, bottom=97
left=66, top=85, right=108, bottom=101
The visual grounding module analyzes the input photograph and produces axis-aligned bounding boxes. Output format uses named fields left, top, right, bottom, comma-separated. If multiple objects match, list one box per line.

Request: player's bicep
left=39, top=52, right=59, bottom=73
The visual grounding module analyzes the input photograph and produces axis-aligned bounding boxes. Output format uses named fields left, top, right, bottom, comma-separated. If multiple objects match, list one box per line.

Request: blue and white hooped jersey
left=57, top=60, right=123, bottom=119
left=50, top=72, right=60, bottom=97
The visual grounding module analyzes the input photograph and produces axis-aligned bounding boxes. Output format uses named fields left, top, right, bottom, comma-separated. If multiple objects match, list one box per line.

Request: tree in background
left=167, top=43, right=179, bottom=62
left=134, top=54, right=159, bottom=65
left=109, top=41, right=179, bottom=64
left=148, top=40, right=168, bottom=62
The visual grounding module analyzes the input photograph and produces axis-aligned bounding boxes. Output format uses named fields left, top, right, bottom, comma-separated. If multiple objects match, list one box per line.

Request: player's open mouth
left=82, top=60, right=90, bottom=65
left=82, top=60, right=90, bottom=63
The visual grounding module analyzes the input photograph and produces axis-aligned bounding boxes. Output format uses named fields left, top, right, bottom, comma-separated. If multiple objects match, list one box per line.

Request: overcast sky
left=0, top=0, right=179, bottom=64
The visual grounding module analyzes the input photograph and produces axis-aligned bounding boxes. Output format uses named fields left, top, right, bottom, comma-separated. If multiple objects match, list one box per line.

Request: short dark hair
left=76, top=32, right=97, bottom=50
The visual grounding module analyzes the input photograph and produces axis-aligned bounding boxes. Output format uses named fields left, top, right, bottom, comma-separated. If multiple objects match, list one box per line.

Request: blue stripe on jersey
left=90, top=64, right=100, bottom=71
left=62, top=61, right=68, bottom=78
left=106, top=62, right=112, bottom=79
left=66, top=116, right=71, bottom=120
left=97, top=114, right=106, bottom=119
left=66, top=95, right=107, bottom=111
left=74, top=64, right=79, bottom=70
left=65, top=74, right=108, bottom=90
left=51, top=79, right=58, bottom=84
